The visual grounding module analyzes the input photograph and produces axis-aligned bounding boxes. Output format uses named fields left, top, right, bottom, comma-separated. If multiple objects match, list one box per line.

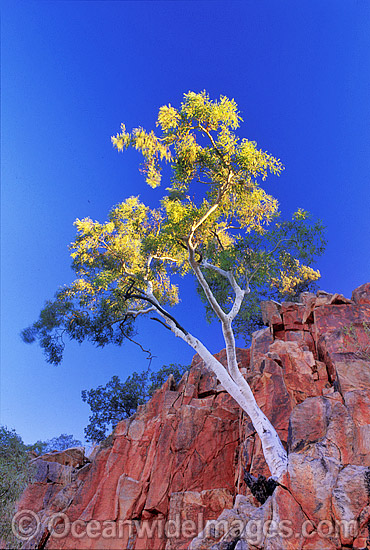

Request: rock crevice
left=16, top=283, right=370, bottom=549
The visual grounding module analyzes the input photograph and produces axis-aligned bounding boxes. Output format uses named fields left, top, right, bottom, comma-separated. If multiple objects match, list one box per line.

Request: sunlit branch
left=152, top=254, right=179, bottom=263
left=125, top=306, right=156, bottom=318
left=200, top=259, right=230, bottom=279
left=145, top=256, right=153, bottom=279
left=245, top=238, right=292, bottom=288
left=189, top=169, right=233, bottom=244
left=198, top=123, right=228, bottom=168
left=177, top=239, right=202, bottom=263
left=128, top=292, right=188, bottom=336
left=200, top=259, right=246, bottom=321
left=190, top=200, right=221, bottom=239
left=188, top=247, right=227, bottom=322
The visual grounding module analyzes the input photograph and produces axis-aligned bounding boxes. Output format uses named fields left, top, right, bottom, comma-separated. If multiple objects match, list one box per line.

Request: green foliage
left=82, top=364, right=188, bottom=442
left=81, top=371, right=148, bottom=442
left=0, top=428, right=82, bottom=548
left=147, top=363, right=187, bottom=397
left=198, top=209, right=326, bottom=341
left=29, top=433, right=82, bottom=455
left=0, top=426, right=34, bottom=549
left=22, top=91, right=326, bottom=363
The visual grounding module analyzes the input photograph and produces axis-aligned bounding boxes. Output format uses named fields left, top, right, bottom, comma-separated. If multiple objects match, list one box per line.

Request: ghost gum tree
left=23, top=92, right=326, bottom=479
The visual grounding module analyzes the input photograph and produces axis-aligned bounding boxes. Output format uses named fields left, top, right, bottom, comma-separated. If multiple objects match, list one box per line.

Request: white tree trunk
left=169, top=322, right=288, bottom=479
left=145, top=276, right=288, bottom=479
left=187, top=331, right=287, bottom=479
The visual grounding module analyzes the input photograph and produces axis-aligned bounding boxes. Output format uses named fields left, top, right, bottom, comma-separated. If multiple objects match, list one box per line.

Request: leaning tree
left=22, top=91, right=325, bottom=479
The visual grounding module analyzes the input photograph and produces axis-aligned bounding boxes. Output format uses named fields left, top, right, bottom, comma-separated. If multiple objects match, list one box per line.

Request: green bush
left=82, top=363, right=188, bottom=442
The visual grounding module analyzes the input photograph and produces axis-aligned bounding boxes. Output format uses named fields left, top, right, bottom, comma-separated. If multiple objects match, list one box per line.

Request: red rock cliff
left=16, top=283, right=370, bottom=549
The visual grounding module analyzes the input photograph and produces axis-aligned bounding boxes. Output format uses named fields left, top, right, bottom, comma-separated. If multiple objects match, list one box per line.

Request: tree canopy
left=29, top=433, right=82, bottom=455
left=81, top=364, right=188, bottom=442
left=22, top=91, right=326, bottom=478
left=22, top=91, right=325, bottom=364
left=0, top=426, right=34, bottom=548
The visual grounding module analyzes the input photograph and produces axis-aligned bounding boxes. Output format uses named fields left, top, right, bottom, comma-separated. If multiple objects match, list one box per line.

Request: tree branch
left=150, top=317, right=171, bottom=331
left=245, top=238, right=291, bottom=287
left=128, top=293, right=188, bottom=335
left=188, top=169, right=233, bottom=241
left=164, top=320, right=287, bottom=479
left=125, top=306, right=157, bottom=318
left=118, top=322, right=155, bottom=367
left=152, top=254, right=179, bottom=263
left=198, top=123, right=228, bottom=168
left=190, top=200, right=221, bottom=237
left=200, top=259, right=246, bottom=322
left=188, top=247, right=227, bottom=322
left=266, top=237, right=292, bottom=257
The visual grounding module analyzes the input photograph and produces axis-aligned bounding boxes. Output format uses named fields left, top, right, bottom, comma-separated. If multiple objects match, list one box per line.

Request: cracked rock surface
left=15, top=283, right=370, bottom=549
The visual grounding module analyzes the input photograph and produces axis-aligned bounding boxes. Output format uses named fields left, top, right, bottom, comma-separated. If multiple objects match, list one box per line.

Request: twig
left=150, top=317, right=171, bottom=331
left=119, top=321, right=155, bottom=367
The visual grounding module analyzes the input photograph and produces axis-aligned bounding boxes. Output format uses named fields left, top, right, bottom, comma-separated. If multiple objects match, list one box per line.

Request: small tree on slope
left=81, top=364, right=188, bottom=442
left=22, top=92, right=326, bottom=479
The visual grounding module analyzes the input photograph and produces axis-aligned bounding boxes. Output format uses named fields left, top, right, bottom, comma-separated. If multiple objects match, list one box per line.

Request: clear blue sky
left=1, top=0, right=369, bottom=445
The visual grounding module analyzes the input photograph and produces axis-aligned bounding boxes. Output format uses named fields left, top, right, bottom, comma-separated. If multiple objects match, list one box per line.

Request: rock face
left=15, top=284, right=370, bottom=550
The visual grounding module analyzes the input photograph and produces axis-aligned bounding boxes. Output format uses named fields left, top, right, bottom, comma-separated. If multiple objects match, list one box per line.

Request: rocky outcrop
left=190, top=283, right=370, bottom=550
left=17, top=349, right=248, bottom=550
left=15, top=283, right=370, bottom=549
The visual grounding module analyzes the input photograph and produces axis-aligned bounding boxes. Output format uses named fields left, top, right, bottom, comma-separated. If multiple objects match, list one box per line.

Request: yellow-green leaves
left=68, top=195, right=188, bottom=309
left=109, top=93, right=323, bottom=310
left=271, top=257, right=321, bottom=295
left=173, top=131, right=201, bottom=184
left=111, top=123, right=130, bottom=152
left=112, top=126, right=172, bottom=188
left=237, top=140, right=284, bottom=181
left=108, top=93, right=323, bottom=322
left=112, top=91, right=284, bottom=215
left=215, top=186, right=279, bottom=236
left=157, top=104, right=180, bottom=132
left=25, top=91, right=326, bottom=365
left=293, top=208, right=309, bottom=221
left=180, top=91, right=241, bottom=131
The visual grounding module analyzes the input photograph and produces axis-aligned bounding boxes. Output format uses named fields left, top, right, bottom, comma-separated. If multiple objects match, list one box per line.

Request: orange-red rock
left=352, top=282, right=370, bottom=305
left=14, top=283, right=370, bottom=550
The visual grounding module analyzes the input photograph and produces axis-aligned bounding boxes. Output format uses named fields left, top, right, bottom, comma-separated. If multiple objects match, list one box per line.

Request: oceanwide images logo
left=12, top=509, right=360, bottom=544
left=12, top=510, right=41, bottom=542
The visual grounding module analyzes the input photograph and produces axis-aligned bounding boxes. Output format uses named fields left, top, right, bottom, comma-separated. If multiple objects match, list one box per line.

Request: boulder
left=352, top=282, right=370, bottom=305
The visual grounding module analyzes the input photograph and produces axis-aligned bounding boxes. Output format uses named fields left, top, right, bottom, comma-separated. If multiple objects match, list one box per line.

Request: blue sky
left=1, top=0, right=369, bottom=445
